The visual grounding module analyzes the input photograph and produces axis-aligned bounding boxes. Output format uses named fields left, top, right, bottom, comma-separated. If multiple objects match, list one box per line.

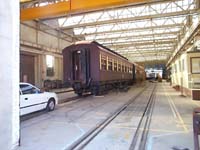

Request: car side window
left=20, top=84, right=40, bottom=95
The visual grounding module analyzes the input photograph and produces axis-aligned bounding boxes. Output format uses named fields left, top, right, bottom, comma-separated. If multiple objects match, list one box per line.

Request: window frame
left=108, top=57, right=113, bottom=71
left=118, top=61, right=121, bottom=72
left=114, top=60, right=117, bottom=71
left=191, top=57, right=200, bottom=74
left=100, top=53, right=107, bottom=71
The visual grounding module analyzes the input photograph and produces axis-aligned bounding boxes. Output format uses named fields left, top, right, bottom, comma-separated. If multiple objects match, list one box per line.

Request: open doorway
left=20, top=54, right=35, bottom=84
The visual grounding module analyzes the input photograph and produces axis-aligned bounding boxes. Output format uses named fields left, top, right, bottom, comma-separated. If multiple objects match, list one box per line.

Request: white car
left=20, top=82, right=58, bottom=116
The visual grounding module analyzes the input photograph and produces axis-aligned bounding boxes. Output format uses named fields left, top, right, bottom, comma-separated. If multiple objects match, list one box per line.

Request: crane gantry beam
left=20, top=0, right=33, bottom=2
left=21, top=0, right=148, bottom=21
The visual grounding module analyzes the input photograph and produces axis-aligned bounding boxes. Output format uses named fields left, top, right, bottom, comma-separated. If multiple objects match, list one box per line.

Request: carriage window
left=114, top=60, right=117, bottom=71
left=108, top=57, right=113, bottom=71
left=129, top=66, right=132, bottom=74
left=125, top=66, right=127, bottom=73
left=122, top=64, right=124, bottom=72
left=101, top=54, right=107, bottom=70
left=118, top=63, right=121, bottom=72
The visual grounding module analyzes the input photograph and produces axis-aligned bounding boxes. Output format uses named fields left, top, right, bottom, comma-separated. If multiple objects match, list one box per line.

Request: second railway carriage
left=134, top=63, right=146, bottom=82
left=62, top=41, right=141, bottom=96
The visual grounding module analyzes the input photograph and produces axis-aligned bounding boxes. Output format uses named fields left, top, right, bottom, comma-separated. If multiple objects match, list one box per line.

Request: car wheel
left=46, top=99, right=55, bottom=111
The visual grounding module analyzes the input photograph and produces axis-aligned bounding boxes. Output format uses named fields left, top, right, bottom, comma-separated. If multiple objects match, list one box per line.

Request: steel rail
left=65, top=84, right=154, bottom=150
left=129, top=83, right=157, bottom=150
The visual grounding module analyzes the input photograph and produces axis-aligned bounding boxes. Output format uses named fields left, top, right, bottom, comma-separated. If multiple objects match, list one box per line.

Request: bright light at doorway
left=46, top=55, right=54, bottom=68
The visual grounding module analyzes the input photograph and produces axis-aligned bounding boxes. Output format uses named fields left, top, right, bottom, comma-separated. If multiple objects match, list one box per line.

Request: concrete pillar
left=0, top=0, right=19, bottom=150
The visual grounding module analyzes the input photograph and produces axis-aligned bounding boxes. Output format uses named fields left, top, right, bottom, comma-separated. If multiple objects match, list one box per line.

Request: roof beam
left=105, top=40, right=175, bottom=47
left=74, top=23, right=183, bottom=36
left=110, top=41, right=175, bottom=46
left=86, top=31, right=179, bottom=41
left=40, top=0, right=179, bottom=21
left=109, top=44, right=175, bottom=50
left=119, top=50, right=172, bottom=55
left=115, top=48, right=173, bottom=53
left=129, top=57, right=168, bottom=61
left=21, top=0, right=147, bottom=21
left=104, top=39, right=176, bottom=46
left=139, top=60, right=167, bottom=65
left=126, top=53, right=167, bottom=58
left=99, top=37, right=177, bottom=45
left=123, top=55, right=170, bottom=58
left=60, top=10, right=196, bottom=29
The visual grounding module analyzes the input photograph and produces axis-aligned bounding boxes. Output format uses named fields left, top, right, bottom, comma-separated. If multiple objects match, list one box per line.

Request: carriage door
left=72, top=50, right=81, bottom=81
left=72, top=49, right=90, bottom=83
left=80, top=49, right=90, bottom=84
left=132, top=64, right=136, bottom=81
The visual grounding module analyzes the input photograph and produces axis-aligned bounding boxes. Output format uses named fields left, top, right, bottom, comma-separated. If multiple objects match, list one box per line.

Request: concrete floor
left=84, top=82, right=200, bottom=150
left=18, top=84, right=145, bottom=150
left=84, top=84, right=155, bottom=150
left=56, top=91, right=77, bottom=103
left=17, top=82, right=200, bottom=150
left=147, top=82, right=200, bottom=150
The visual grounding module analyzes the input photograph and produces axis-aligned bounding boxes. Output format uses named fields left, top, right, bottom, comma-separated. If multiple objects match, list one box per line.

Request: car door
left=20, top=84, right=46, bottom=115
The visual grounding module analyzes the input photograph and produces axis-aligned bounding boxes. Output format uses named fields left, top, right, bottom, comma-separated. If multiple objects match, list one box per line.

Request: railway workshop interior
left=1, top=0, right=200, bottom=150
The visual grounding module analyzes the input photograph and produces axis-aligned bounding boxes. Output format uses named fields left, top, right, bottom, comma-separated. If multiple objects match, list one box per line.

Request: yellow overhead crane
left=20, top=0, right=33, bottom=2
left=20, top=0, right=147, bottom=21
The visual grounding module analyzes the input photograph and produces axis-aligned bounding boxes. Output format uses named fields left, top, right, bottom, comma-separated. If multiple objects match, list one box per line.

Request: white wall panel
left=20, top=24, right=37, bottom=43
left=38, top=31, right=58, bottom=50
left=20, top=22, right=73, bottom=87
left=59, top=39, right=71, bottom=50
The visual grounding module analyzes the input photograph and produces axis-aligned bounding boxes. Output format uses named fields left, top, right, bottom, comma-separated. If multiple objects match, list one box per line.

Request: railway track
left=65, top=83, right=157, bottom=150
left=129, top=83, right=156, bottom=150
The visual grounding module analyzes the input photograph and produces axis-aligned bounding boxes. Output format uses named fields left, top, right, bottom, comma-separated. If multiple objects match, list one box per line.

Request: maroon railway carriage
left=62, top=41, right=136, bottom=96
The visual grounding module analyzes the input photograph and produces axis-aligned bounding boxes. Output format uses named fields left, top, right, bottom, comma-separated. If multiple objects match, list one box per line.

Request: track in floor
left=65, top=83, right=157, bottom=150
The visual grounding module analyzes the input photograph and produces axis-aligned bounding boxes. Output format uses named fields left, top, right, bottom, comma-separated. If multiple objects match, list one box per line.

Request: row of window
left=172, top=59, right=185, bottom=73
left=172, top=57, right=200, bottom=74
left=100, top=53, right=133, bottom=74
